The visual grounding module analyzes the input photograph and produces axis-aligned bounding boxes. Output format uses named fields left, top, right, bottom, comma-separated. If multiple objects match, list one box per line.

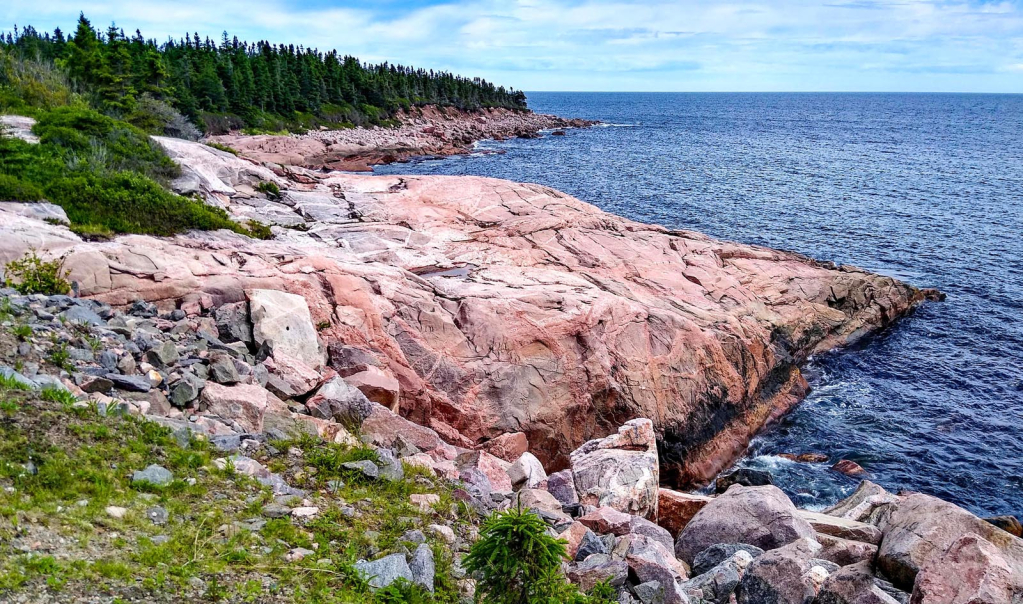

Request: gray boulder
left=814, top=561, right=902, bottom=604
left=342, top=460, right=379, bottom=480
left=692, top=543, right=764, bottom=577
left=508, top=452, right=547, bottom=491
left=545, top=469, right=579, bottom=506
left=355, top=553, right=414, bottom=590
left=213, top=302, right=253, bottom=344
left=571, top=419, right=659, bottom=519
left=682, top=549, right=755, bottom=604
left=375, top=448, right=404, bottom=482
left=132, top=464, right=173, bottom=487
left=409, top=543, right=435, bottom=592
left=735, top=538, right=827, bottom=604
left=305, top=376, right=374, bottom=426
left=565, top=554, right=629, bottom=592
left=675, top=485, right=815, bottom=565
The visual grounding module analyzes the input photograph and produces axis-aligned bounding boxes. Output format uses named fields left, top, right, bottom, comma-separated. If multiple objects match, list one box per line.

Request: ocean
left=373, top=92, right=1023, bottom=517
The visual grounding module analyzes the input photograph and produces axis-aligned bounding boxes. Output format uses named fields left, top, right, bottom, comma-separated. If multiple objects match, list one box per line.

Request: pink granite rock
left=0, top=141, right=931, bottom=488
left=200, top=382, right=270, bottom=433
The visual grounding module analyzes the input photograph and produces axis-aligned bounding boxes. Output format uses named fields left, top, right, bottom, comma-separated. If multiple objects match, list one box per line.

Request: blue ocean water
left=375, top=92, right=1023, bottom=517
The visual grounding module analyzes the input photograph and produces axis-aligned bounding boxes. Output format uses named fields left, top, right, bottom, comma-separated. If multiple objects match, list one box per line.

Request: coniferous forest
left=1, top=14, right=528, bottom=134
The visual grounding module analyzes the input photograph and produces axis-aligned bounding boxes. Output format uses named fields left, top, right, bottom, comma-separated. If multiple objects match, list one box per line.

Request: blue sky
left=5, top=0, right=1023, bottom=92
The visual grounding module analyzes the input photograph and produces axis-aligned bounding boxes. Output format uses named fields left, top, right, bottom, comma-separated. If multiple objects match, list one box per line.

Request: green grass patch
left=0, top=396, right=473, bottom=603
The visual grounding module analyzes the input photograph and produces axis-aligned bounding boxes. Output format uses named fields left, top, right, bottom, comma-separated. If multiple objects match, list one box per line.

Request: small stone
left=427, top=524, right=456, bottom=544
left=354, top=553, right=414, bottom=590
left=411, top=493, right=440, bottom=512
left=98, top=350, right=119, bottom=371
left=715, top=468, right=773, bottom=493
left=285, top=547, right=315, bottom=562
left=291, top=506, right=319, bottom=518
left=147, top=506, right=169, bottom=525
left=262, top=503, right=291, bottom=518
left=144, top=341, right=179, bottom=369
left=105, top=506, right=128, bottom=519
left=132, top=464, right=174, bottom=487
left=342, top=460, right=379, bottom=479
left=106, top=373, right=152, bottom=393
left=208, top=354, right=240, bottom=384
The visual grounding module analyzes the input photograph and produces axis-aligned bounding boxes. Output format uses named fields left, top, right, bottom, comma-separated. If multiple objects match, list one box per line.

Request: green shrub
left=0, top=173, right=44, bottom=201
left=245, top=220, right=273, bottom=240
left=125, top=94, right=201, bottom=141
left=33, top=106, right=181, bottom=182
left=376, top=578, right=435, bottom=604
left=463, top=507, right=573, bottom=604
left=0, top=49, right=77, bottom=112
left=204, top=141, right=238, bottom=156
left=3, top=250, right=71, bottom=295
left=44, top=171, right=242, bottom=237
left=255, top=180, right=281, bottom=199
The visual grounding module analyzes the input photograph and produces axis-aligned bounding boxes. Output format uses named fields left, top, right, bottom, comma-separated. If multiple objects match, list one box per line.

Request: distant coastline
left=208, top=105, right=596, bottom=172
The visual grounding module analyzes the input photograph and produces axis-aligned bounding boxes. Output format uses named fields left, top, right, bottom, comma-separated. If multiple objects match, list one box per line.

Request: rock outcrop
left=0, top=133, right=934, bottom=488
left=209, top=105, right=595, bottom=172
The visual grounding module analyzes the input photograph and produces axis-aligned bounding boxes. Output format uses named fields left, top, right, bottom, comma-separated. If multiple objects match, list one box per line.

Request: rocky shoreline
left=1, top=122, right=943, bottom=488
left=207, top=106, right=595, bottom=172
left=0, top=290, right=1018, bottom=602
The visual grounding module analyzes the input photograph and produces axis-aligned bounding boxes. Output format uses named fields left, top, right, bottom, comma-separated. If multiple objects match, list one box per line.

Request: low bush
left=0, top=173, right=44, bottom=201
left=3, top=250, right=71, bottom=295
left=205, top=141, right=238, bottom=156
left=125, top=94, right=201, bottom=141
left=255, top=180, right=281, bottom=199
left=463, top=507, right=612, bottom=604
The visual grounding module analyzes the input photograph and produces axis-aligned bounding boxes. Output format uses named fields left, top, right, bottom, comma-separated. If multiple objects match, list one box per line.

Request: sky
left=4, top=0, right=1023, bottom=92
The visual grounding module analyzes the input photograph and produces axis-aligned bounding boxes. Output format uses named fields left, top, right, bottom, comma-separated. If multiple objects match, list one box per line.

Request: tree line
left=1, top=14, right=528, bottom=133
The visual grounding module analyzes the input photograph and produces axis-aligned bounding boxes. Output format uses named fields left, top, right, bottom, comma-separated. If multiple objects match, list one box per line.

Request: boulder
left=512, top=488, right=564, bottom=517
left=360, top=404, right=443, bottom=452
left=344, top=366, right=400, bottom=411
left=735, top=538, right=827, bottom=604
left=326, top=343, right=381, bottom=377
left=200, top=382, right=270, bottom=432
left=545, top=469, right=578, bottom=506
left=823, top=481, right=901, bottom=527
left=576, top=529, right=608, bottom=562
left=507, top=452, right=547, bottom=491
left=247, top=289, right=323, bottom=370
left=579, top=506, right=634, bottom=535
left=481, top=432, right=529, bottom=462
left=305, top=376, right=374, bottom=425
left=815, top=562, right=902, bottom=604
left=682, top=549, right=754, bottom=604
left=571, top=418, right=659, bottom=519
left=560, top=522, right=593, bottom=560
left=799, top=510, right=882, bottom=545
left=877, top=493, right=1023, bottom=590
left=566, top=554, right=629, bottom=592
left=815, top=534, right=878, bottom=568
left=213, top=302, right=253, bottom=344
left=263, top=351, right=323, bottom=398
left=692, top=543, right=764, bottom=577
left=910, top=532, right=1022, bottom=604
left=456, top=450, right=512, bottom=493
left=658, top=489, right=712, bottom=537
left=615, top=534, right=689, bottom=602
left=132, top=464, right=174, bottom=487
left=675, top=485, right=815, bottom=565
left=409, top=543, right=435, bottom=592
left=354, top=553, right=414, bottom=590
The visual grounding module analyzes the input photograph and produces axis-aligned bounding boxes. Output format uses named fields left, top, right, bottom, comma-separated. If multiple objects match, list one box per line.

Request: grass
left=204, top=141, right=238, bottom=156
left=0, top=394, right=474, bottom=603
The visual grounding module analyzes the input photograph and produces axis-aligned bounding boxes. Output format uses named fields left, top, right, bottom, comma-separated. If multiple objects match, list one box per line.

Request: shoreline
left=208, top=105, right=597, bottom=172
